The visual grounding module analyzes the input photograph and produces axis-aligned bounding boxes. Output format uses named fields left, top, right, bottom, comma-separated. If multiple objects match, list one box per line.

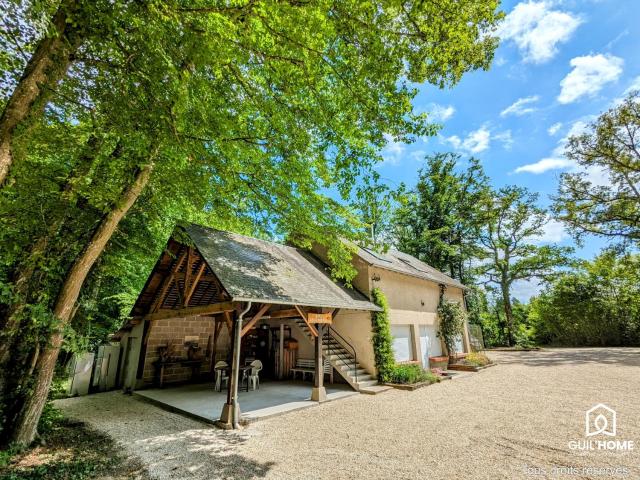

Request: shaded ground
left=0, top=418, right=149, bottom=480
left=55, top=348, right=640, bottom=479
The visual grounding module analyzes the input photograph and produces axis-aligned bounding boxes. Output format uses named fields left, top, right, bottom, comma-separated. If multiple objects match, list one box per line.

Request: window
left=391, top=325, right=413, bottom=362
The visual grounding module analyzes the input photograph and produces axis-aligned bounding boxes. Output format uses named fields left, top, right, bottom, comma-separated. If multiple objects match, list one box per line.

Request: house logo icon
left=585, top=404, right=616, bottom=437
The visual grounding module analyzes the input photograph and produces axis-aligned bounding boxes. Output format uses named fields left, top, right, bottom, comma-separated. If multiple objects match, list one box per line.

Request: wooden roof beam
left=145, top=301, right=237, bottom=321
left=240, top=304, right=270, bottom=337
left=294, top=305, right=318, bottom=337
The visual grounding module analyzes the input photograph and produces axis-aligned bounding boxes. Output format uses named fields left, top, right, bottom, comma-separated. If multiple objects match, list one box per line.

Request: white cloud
left=445, top=126, right=491, bottom=154
left=532, top=217, right=569, bottom=243
left=429, top=104, right=456, bottom=122
left=444, top=125, right=512, bottom=155
left=513, top=118, right=612, bottom=185
left=623, top=76, right=640, bottom=95
left=494, top=130, right=514, bottom=150
left=500, top=95, right=540, bottom=117
left=612, top=76, right=640, bottom=105
left=409, top=150, right=426, bottom=162
left=381, top=134, right=405, bottom=165
left=583, top=165, right=610, bottom=187
left=563, top=119, right=589, bottom=142
left=547, top=122, right=563, bottom=135
left=558, top=54, right=624, bottom=104
left=514, top=157, right=574, bottom=174
left=511, top=279, right=543, bottom=301
left=498, top=1, right=581, bottom=64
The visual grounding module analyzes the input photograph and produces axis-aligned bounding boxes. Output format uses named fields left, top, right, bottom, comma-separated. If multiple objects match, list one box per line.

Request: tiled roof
left=184, top=224, right=380, bottom=311
left=354, top=245, right=466, bottom=290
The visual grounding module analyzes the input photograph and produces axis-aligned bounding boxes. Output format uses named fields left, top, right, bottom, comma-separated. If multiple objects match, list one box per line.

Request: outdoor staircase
left=293, top=319, right=389, bottom=394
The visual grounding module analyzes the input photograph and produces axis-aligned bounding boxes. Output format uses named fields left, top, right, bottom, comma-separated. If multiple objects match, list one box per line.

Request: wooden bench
left=291, top=358, right=333, bottom=383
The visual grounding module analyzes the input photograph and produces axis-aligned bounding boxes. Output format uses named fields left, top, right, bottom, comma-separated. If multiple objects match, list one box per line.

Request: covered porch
left=118, top=224, right=380, bottom=429
left=134, top=380, right=356, bottom=424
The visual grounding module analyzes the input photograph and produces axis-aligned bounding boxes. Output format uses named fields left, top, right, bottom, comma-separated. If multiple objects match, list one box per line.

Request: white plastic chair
left=214, top=361, right=229, bottom=392
left=245, top=360, right=263, bottom=390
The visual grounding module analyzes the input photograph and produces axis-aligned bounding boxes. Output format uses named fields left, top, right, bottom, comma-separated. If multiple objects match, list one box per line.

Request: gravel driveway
left=56, top=348, right=640, bottom=479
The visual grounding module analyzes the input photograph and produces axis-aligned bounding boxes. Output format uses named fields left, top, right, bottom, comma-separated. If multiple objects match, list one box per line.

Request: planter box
left=449, top=353, right=468, bottom=361
left=486, top=347, right=541, bottom=351
left=383, top=379, right=440, bottom=391
left=447, top=362, right=496, bottom=372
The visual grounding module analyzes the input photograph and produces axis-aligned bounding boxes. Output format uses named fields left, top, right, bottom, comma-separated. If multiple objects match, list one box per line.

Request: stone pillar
left=311, top=323, right=326, bottom=402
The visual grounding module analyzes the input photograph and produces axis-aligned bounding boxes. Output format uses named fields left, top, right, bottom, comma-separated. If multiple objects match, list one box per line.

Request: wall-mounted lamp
left=371, top=274, right=381, bottom=282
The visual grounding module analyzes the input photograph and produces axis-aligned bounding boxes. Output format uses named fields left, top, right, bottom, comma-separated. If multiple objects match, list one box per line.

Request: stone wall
left=142, top=316, right=231, bottom=385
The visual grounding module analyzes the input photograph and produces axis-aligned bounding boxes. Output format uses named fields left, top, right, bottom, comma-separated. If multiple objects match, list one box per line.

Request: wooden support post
left=211, top=319, right=222, bottom=372
left=279, top=323, right=284, bottom=380
left=225, top=316, right=236, bottom=406
left=311, top=323, right=326, bottom=402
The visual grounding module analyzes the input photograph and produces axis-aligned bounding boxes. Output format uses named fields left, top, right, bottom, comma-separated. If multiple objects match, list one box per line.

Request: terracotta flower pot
left=429, top=356, right=449, bottom=369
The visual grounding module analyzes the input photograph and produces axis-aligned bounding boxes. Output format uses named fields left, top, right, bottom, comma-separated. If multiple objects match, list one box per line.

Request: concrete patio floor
left=134, top=380, right=357, bottom=423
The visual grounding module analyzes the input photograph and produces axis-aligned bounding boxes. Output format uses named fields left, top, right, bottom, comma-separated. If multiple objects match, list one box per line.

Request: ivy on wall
left=437, top=287, right=466, bottom=356
left=370, top=288, right=395, bottom=382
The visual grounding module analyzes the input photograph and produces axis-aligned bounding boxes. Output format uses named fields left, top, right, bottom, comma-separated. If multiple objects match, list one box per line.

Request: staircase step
left=332, top=359, right=359, bottom=368
left=323, top=349, right=348, bottom=357
left=359, top=384, right=392, bottom=395
left=356, top=379, right=379, bottom=388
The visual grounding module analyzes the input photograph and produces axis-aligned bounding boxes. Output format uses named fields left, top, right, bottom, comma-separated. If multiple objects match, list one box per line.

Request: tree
left=475, top=186, right=572, bottom=346
left=393, top=153, right=490, bottom=282
left=1, top=1, right=503, bottom=444
left=554, top=92, right=640, bottom=245
left=531, top=251, right=640, bottom=347
left=351, top=172, right=405, bottom=250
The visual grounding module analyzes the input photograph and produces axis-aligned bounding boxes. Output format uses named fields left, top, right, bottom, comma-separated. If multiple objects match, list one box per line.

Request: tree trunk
left=501, top=282, right=515, bottom=347
left=0, top=0, right=82, bottom=185
left=10, top=163, right=154, bottom=445
left=0, top=135, right=108, bottom=394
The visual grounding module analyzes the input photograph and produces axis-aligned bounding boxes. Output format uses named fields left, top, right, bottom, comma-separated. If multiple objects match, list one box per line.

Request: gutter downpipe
left=231, top=301, right=252, bottom=429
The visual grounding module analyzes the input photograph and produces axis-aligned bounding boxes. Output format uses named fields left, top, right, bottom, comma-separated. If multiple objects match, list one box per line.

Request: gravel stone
left=56, top=348, right=640, bottom=479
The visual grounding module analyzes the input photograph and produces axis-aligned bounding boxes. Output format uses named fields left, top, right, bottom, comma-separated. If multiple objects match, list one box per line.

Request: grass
left=387, top=364, right=440, bottom=385
left=0, top=413, right=148, bottom=480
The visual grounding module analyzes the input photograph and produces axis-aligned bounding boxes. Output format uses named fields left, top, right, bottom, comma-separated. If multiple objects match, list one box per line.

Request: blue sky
left=376, top=0, right=640, bottom=298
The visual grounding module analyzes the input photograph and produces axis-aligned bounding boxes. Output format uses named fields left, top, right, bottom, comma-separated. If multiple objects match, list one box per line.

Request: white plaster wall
left=369, top=267, right=468, bottom=362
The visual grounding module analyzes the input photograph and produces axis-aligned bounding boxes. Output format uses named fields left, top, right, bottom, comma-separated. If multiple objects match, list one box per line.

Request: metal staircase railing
left=323, top=326, right=358, bottom=385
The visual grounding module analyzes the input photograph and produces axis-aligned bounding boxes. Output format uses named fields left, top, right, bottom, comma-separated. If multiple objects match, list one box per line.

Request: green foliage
left=387, top=364, right=439, bottom=385
left=555, top=92, right=640, bottom=246
left=393, top=153, right=490, bottom=283
left=437, top=297, right=466, bottom=355
left=531, top=250, right=640, bottom=347
left=478, top=295, right=537, bottom=348
left=370, top=288, right=395, bottom=383
left=36, top=403, right=63, bottom=438
left=0, top=0, right=503, bottom=439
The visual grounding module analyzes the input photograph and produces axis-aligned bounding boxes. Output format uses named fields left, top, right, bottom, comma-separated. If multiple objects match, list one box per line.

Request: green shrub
left=387, top=364, right=439, bottom=385
left=370, top=288, right=395, bottom=383
left=464, top=352, right=491, bottom=367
